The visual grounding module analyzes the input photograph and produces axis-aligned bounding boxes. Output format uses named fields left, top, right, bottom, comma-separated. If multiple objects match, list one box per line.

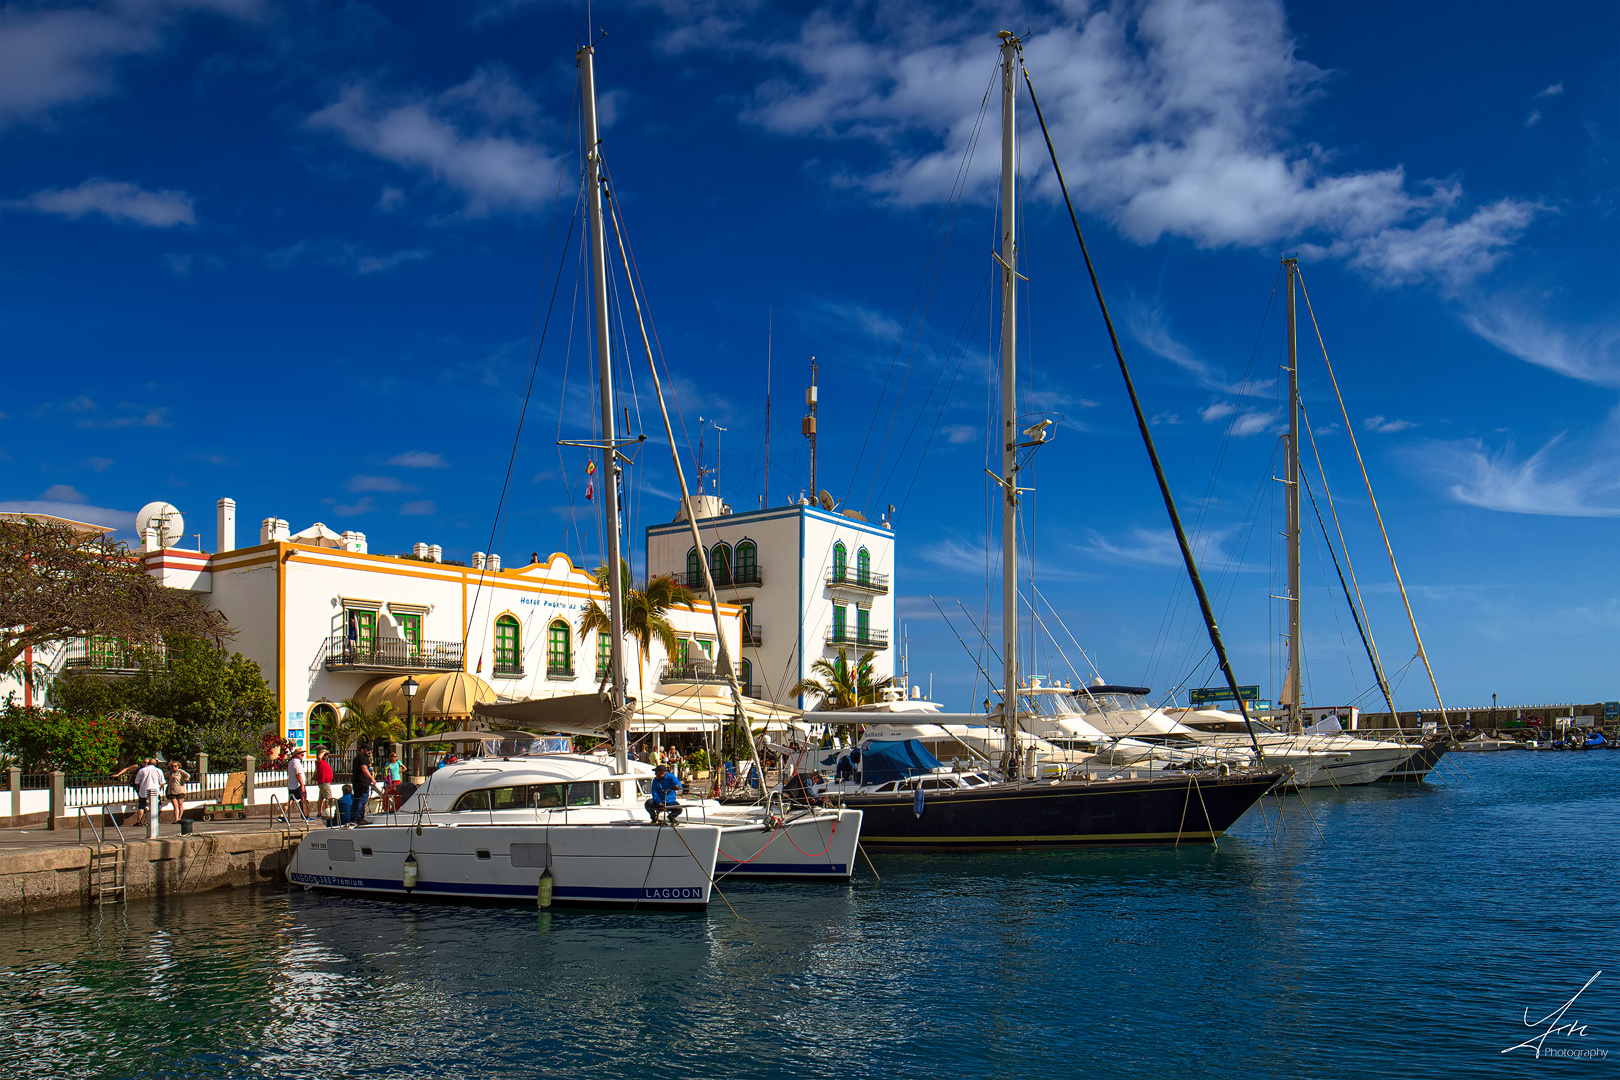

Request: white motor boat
left=287, top=750, right=862, bottom=907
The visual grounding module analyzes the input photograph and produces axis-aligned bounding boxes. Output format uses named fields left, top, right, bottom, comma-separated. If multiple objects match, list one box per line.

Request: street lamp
left=403, top=675, right=420, bottom=781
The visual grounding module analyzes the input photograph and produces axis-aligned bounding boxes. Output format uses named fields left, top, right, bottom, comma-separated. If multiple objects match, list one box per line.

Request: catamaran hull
left=1370, top=738, right=1450, bottom=783
left=287, top=822, right=722, bottom=911
left=714, top=809, right=863, bottom=880
left=845, top=772, right=1282, bottom=852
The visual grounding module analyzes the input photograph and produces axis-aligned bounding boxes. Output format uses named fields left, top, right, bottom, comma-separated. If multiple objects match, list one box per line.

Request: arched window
left=308, top=703, right=339, bottom=750
left=686, top=546, right=702, bottom=586
left=710, top=542, right=733, bottom=586
left=739, top=658, right=753, bottom=696
left=735, top=540, right=758, bottom=584
left=832, top=541, right=847, bottom=583
left=547, top=619, right=573, bottom=677
left=856, top=547, right=871, bottom=585
left=495, top=615, right=521, bottom=675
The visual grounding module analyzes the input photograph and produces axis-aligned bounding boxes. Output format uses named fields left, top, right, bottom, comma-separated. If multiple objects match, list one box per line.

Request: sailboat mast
left=997, top=31, right=1020, bottom=763
left=578, top=43, right=629, bottom=773
left=1285, top=256, right=1303, bottom=733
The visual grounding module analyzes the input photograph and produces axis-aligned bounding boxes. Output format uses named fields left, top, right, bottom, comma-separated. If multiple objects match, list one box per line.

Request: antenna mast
left=996, top=31, right=1021, bottom=771
left=1284, top=255, right=1303, bottom=733
left=803, top=357, right=818, bottom=496
left=763, top=310, right=772, bottom=509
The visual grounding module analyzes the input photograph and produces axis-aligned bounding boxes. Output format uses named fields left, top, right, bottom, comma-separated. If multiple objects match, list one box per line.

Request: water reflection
left=0, top=754, right=1616, bottom=1079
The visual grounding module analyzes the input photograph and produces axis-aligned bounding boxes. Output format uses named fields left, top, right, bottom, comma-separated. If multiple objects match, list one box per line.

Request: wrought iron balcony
left=547, top=665, right=575, bottom=679
left=493, top=660, right=524, bottom=678
left=658, top=661, right=732, bottom=685
left=682, top=563, right=762, bottom=590
left=824, top=627, right=890, bottom=650
left=827, top=568, right=889, bottom=594
left=742, top=623, right=763, bottom=647
left=325, top=637, right=464, bottom=672
left=61, top=638, right=162, bottom=675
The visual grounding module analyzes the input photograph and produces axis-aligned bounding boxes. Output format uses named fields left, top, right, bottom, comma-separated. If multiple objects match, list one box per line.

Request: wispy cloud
left=1364, top=415, right=1418, bottom=434
left=345, top=475, right=411, bottom=493
left=1082, top=524, right=1263, bottom=572
left=1534, top=82, right=1564, bottom=99
left=1414, top=408, right=1620, bottom=518
left=7, top=178, right=196, bottom=227
left=83, top=457, right=115, bottom=472
left=1462, top=305, right=1620, bottom=390
left=267, top=239, right=429, bottom=275
left=399, top=500, right=437, bottom=516
left=388, top=451, right=449, bottom=468
left=0, top=499, right=134, bottom=531
left=40, top=484, right=88, bottom=504
left=326, top=496, right=377, bottom=516
left=1200, top=400, right=1275, bottom=435
left=308, top=65, right=560, bottom=217
left=72, top=403, right=170, bottom=429
left=1126, top=300, right=1273, bottom=396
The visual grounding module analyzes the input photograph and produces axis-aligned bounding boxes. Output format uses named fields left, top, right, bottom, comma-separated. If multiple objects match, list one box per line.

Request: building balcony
left=61, top=638, right=162, bottom=675
left=659, top=661, right=731, bottom=685
left=324, top=638, right=464, bottom=673
left=825, top=627, right=890, bottom=650
left=547, top=665, right=575, bottom=679
left=742, top=623, right=762, bottom=647
left=682, top=564, right=763, bottom=590
left=827, top=569, right=889, bottom=594
left=493, top=660, right=524, bottom=678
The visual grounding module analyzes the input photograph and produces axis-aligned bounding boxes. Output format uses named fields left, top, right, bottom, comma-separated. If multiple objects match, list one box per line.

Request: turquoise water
left=1, top=752, right=1615, bottom=1078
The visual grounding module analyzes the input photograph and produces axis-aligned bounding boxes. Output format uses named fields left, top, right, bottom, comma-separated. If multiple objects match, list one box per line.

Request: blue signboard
left=1189, top=685, right=1260, bottom=706
left=1606, top=701, right=1619, bottom=719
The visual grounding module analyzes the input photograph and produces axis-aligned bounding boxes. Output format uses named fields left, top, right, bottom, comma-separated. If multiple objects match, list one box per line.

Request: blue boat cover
left=1586, top=732, right=1607, bottom=747
left=857, top=740, right=945, bottom=785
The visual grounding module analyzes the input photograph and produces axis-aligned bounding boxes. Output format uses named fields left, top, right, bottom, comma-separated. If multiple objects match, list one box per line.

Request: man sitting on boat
left=644, top=764, right=683, bottom=823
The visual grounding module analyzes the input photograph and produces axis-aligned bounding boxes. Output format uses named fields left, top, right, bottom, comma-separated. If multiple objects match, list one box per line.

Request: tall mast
left=763, top=311, right=772, bottom=509
left=1284, top=256, right=1302, bottom=733
left=578, top=43, right=629, bottom=774
left=805, top=357, right=819, bottom=495
left=997, top=31, right=1020, bottom=764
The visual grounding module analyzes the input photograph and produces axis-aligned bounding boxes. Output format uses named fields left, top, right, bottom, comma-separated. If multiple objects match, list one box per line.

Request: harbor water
left=1, top=751, right=1614, bottom=1078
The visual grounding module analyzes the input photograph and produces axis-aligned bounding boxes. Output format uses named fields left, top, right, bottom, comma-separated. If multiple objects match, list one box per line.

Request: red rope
left=718, top=819, right=837, bottom=863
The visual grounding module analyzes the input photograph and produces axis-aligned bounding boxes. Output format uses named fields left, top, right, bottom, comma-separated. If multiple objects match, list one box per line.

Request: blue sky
left=4, top=0, right=1616, bottom=712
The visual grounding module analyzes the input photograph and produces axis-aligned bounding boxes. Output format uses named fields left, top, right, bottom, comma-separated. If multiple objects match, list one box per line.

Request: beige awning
left=351, top=671, right=498, bottom=719
left=628, top=682, right=804, bottom=735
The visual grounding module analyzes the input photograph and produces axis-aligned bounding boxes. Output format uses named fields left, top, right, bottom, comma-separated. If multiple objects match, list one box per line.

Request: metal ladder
left=86, top=844, right=126, bottom=906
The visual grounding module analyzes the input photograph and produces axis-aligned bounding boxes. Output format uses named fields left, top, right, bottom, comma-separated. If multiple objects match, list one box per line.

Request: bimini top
left=854, top=740, right=945, bottom=786
left=1081, top=684, right=1152, bottom=697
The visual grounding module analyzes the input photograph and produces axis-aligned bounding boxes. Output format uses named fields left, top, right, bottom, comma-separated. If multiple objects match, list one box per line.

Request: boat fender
left=402, top=853, right=418, bottom=890
left=1217, top=762, right=1231, bottom=778
left=913, top=785, right=925, bottom=818
left=537, top=867, right=554, bottom=909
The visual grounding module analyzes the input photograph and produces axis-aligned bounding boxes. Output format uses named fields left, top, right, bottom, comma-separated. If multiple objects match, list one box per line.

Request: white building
left=644, top=495, right=896, bottom=709
left=14, top=497, right=746, bottom=748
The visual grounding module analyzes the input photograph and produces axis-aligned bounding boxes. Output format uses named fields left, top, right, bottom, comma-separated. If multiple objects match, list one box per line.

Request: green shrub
left=0, top=700, right=121, bottom=773
left=185, top=723, right=259, bottom=772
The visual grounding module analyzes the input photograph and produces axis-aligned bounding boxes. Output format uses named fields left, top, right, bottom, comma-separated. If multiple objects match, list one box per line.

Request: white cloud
left=941, top=424, right=979, bottom=444
left=309, top=66, right=561, bottom=217
left=40, top=484, right=88, bottom=504
left=0, top=2, right=259, bottom=128
left=399, top=500, right=437, bottom=516
left=388, top=451, right=450, bottom=469
left=8, top=179, right=196, bottom=227
left=1364, top=415, right=1418, bottom=434
left=345, top=475, right=411, bottom=493
left=713, top=0, right=1540, bottom=288
left=0, top=499, right=134, bottom=531
left=327, top=496, right=377, bottom=516
left=1462, top=306, right=1620, bottom=390
left=1534, top=82, right=1564, bottom=99
left=1200, top=400, right=1273, bottom=434
left=1524, top=109, right=1542, bottom=129
left=1082, top=524, right=1262, bottom=572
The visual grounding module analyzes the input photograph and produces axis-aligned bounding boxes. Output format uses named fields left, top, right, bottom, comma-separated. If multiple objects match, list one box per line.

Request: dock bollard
left=147, top=792, right=160, bottom=839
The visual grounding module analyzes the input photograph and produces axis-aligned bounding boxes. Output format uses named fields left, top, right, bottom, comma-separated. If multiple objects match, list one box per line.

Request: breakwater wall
left=0, top=830, right=300, bottom=917
left=1358, top=701, right=1615, bottom=731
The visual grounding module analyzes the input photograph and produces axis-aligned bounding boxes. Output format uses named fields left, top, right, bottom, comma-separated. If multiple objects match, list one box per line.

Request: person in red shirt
left=314, top=748, right=336, bottom=821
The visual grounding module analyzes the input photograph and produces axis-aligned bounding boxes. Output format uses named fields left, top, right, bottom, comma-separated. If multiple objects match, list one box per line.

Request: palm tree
left=790, top=649, right=896, bottom=710
left=579, top=563, right=696, bottom=698
left=338, top=698, right=404, bottom=751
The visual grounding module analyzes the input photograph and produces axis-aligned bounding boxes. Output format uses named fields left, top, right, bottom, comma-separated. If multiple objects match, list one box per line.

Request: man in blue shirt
left=644, top=765, right=682, bottom=823
left=333, top=784, right=354, bottom=827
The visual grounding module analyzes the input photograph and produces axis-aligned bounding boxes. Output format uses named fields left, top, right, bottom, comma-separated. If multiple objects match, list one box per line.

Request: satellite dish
left=818, top=490, right=835, bottom=512
left=135, top=501, right=185, bottom=547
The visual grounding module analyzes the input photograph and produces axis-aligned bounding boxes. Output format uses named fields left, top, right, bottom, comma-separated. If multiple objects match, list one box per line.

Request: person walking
left=132, top=758, right=164, bottom=827
left=287, top=749, right=309, bottom=818
left=382, top=751, right=403, bottom=812
left=351, top=746, right=375, bottom=824
left=643, top=764, right=683, bottom=823
left=165, top=760, right=191, bottom=824
left=314, top=749, right=335, bottom=820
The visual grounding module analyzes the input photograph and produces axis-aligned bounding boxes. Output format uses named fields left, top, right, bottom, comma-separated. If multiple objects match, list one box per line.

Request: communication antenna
left=135, top=501, right=185, bottom=548
left=802, top=356, right=818, bottom=496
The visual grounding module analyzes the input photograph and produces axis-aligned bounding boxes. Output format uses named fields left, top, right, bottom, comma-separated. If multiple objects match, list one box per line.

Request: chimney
left=487, top=554, right=501, bottom=572
left=427, top=544, right=442, bottom=563
left=216, top=498, right=236, bottom=553
left=472, top=552, right=486, bottom=570
left=341, top=530, right=368, bottom=554
left=413, top=542, right=429, bottom=559
left=260, top=518, right=289, bottom=544
left=143, top=524, right=161, bottom=552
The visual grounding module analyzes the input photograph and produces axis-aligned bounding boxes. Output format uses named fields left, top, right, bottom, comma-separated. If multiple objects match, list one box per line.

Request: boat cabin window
left=603, top=781, right=622, bottom=800
left=919, top=778, right=951, bottom=790
left=449, top=782, right=599, bottom=812
left=961, top=774, right=988, bottom=786
left=567, top=781, right=598, bottom=806
left=451, top=789, right=491, bottom=812
left=874, top=781, right=899, bottom=793
left=636, top=779, right=651, bottom=796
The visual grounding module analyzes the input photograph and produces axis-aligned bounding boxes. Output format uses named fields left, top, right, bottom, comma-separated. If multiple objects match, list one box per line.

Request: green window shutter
left=856, top=607, right=870, bottom=643
left=597, top=633, right=612, bottom=675
left=832, top=543, right=846, bottom=581
left=857, top=548, right=870, bottom=584
left=832, top=604, right=846, bottom=640
left=495, top=616, right=520, bottom=669
left=548, top=622, right=571, bottom=673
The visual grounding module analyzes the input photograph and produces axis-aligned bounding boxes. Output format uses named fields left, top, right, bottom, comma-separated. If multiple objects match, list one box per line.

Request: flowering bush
left=0, top=699, right=121, bottom=773
left=260, top=732, right=296, bottom=764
